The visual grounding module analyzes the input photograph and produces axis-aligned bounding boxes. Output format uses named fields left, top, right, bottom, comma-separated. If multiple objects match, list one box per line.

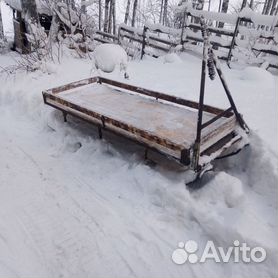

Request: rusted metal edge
left=42, top=77, right=239, bottom=167
left=98, top=77, right=233, bottom=116
left=43, top=76, right=99, bottom=95
left=43, top=94, right=191, bottom=165
left=43, top=93, right=185, bottom=153
left=43, top=76, right=233, bottom=117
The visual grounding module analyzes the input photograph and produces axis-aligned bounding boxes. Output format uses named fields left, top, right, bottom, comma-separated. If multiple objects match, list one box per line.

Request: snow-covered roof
left=4, top=0, right=52, bottom=15
left=4, top=0, right=22, bottom=11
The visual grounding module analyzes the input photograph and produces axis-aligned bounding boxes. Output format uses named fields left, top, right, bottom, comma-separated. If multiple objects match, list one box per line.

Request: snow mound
left=195, top=172, right=245, bottom=208
left=163, top=53, right=182, bottom=64
left=240, top=66, right=274, bottom=83
left=219, top=172, right=245, bottom=208
left=93, top=44, right=128, bottom=73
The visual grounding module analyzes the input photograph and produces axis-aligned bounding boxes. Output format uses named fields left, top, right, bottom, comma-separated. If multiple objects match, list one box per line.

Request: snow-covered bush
left=93, top=44, right=129, bottom=78
left=12, top=21, right=58, bottom=72
left=0, top=39, right=7, bottom=54
left=26, top=21, right=49, bottom=60
left=163, top=53, right=182, bottom=64
left=1, top=21, right=57, bottom=73
left=53, top=1, right=96, bottom=56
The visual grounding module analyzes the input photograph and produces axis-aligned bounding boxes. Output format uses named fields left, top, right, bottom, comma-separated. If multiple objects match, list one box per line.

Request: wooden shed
left=4, top=0, right=52, bottom=53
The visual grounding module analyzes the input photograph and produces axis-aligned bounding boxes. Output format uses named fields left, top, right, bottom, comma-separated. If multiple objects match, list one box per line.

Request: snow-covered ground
left=0, top=50, right=277, bottom=278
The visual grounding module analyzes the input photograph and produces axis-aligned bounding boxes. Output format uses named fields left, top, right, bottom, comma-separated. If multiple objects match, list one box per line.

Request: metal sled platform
left=42, top=76, right=247, bottom=171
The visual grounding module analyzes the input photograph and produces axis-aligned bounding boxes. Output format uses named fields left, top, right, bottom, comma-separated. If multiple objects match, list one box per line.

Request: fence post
left=227, top=16, right=241, bottom=66
left=180, top=10, right=188, bottom=46
left=227, top=0, right=248, bottom=66
left=141, top=26, right=148, bottom=59
left=118, top=26, right=122, bottom=45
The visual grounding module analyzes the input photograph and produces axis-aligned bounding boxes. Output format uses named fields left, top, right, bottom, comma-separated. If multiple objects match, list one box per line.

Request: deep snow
left=93, top=43, right=128, bottom=73
left=0, top=50, right=277, bottom=278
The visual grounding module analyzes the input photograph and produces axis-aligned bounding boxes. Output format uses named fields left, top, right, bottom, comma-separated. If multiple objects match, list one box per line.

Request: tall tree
left=270, top=0, right=278, bottom=14
left=112, top=0, right=116, bottom=34
left=208, top=0, right=212, bottom=11
left=0, top=0, right=4, bottom=40
left=99, top=0, right=102, bottom=30
left=81, top=0, right=86, bottom=14
left=159, top=0, right=168, bottom=25
left=217, top=0, right=222, bottom=13
left=131, top=0, right=138, bottom=27
left=70, top=0, right=76, bottom=9
left=124, top=0, right=131, bottom=24
left=108, top=0, right=113, bottom=32
left=262, top=0, right=273, bottom=14
left=218, top=0, right=229, bottom=28
left=104, top=0, right=110, bottom=32
left=103, top=0, right=115, bottom=33
left=163, top=0, right=168, bottom=25
left=159, top=0, right=164, bottom=24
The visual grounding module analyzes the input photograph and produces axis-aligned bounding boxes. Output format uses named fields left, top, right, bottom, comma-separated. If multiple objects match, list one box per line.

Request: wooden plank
left=95, top=30, right=118, bottom=40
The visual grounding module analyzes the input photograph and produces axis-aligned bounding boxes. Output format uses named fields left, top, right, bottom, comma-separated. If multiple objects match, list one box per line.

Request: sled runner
left=42, top=17, right=249, bottom=177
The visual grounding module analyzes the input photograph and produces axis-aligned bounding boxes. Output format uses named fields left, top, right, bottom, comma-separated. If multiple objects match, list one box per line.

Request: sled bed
left=42, top=76, right=242, bottom=170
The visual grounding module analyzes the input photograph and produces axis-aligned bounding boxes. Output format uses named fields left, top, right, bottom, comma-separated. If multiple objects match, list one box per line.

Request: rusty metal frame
left=43, top=76, right=239, bottom=170
left=192, top=18, right=249, bottom=171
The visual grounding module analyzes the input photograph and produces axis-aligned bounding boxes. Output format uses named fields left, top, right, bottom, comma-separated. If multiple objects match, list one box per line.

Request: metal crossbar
left=201, top=107, right=233, bottom=130
left=192, top=17, right=249, bottom=171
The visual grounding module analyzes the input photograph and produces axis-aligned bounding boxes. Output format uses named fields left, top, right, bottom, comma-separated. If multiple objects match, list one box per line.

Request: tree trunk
left=217, top=0, right=222, bottom=13
left=108, top=0, right=112, bottom=33
left=208, top=0, right=212, bottom=11
left=131, top=0, right=138, bottom=27
left=70, top=0, right=76, bottom=9
left=99, top=0, right=102, bottom=30
left=81, top=0, right=86, bottom=14
left=21, top=0, right=39, bottom=23
left=270, top=0, right=278, bottom=14
left=218, top=0, right=229, bottom=28
left=159, top=0, right=164, bottom=24
left=265, top=0, right=273, bottom=14
left=262, top=0, right=268, bottom=14
left=0, top=1, right=4, bottom=40
left=104, top=0, right=110, bottom=32
left=124, top=0, right=131, bottom=24
left=112, top=0, right=116, bottom=34
left=163, top=0, right=168, bottom=26
left=263, top=0, right=273, bottom=14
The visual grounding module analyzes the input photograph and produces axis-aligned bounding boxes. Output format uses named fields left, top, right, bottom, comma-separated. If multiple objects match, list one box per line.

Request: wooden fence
left=94, top=8, right=278, bottom=69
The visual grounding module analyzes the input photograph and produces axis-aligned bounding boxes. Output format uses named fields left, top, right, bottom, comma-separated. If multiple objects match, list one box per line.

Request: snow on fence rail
left=93, top=8, right=278, bottom=69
